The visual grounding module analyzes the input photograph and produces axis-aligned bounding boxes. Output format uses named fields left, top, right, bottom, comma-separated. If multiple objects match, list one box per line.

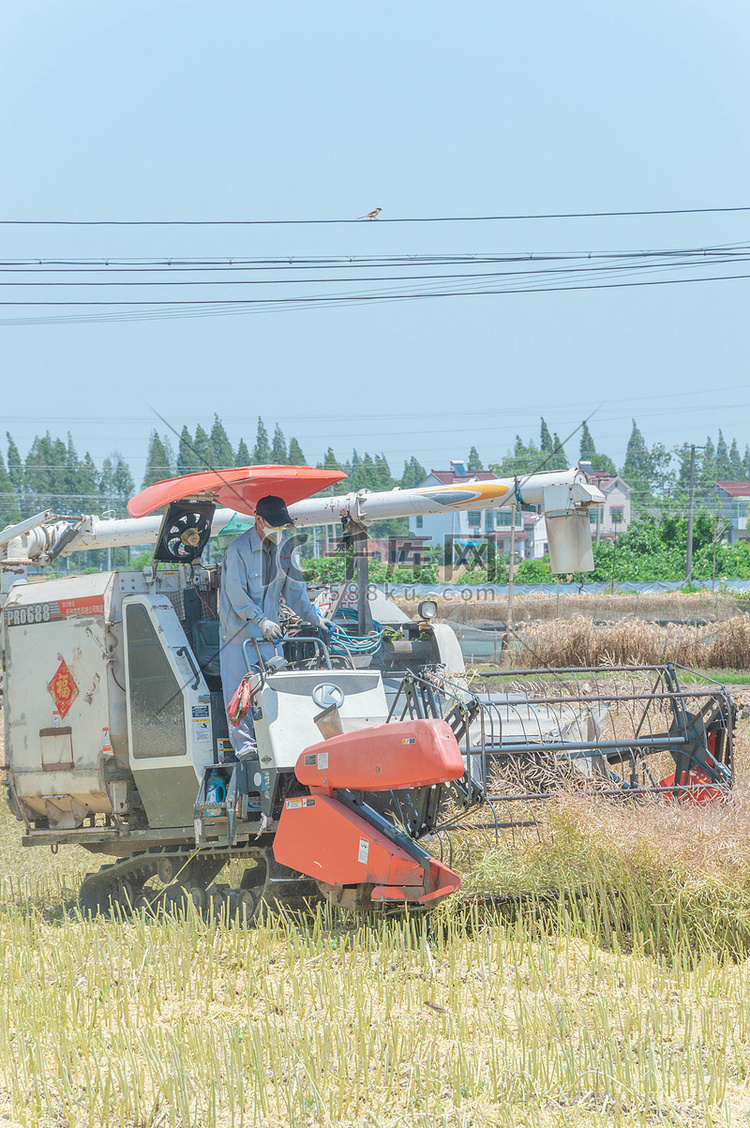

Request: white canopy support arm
left=1, top=467, right=604, bottom=576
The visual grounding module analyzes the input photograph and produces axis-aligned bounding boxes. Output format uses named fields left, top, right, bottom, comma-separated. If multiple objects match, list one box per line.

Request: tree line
left=1, top=412, right=748, bottom=527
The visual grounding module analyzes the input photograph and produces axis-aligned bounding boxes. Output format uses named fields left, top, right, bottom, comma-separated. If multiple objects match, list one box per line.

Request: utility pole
left=503, top=502, right=517, bottom=664
left=685, top=444, right=704, bottom=582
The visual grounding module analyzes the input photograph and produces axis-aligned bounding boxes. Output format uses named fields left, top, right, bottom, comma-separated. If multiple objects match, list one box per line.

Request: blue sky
left=0, top=1, right=748, bottom=483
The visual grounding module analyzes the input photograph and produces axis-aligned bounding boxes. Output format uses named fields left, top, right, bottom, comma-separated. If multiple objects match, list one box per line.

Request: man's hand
left=260, top=618, right=283, bottom=642
left=318, top=617, right=335, bottom=636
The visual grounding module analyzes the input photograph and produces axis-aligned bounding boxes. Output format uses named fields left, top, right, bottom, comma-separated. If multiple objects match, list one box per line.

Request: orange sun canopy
left=128, top=465, right=347, bottom=519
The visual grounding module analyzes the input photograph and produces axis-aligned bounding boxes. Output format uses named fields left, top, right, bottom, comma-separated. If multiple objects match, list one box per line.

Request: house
left=407, top=460, right=524, bottom=561
left=577, top=461, right=632, bottom=543
left=703, top=481, right=750, bottom=545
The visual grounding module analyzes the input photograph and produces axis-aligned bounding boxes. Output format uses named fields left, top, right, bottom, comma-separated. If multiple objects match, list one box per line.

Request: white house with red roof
left=703, top=481, right=750, bottom=544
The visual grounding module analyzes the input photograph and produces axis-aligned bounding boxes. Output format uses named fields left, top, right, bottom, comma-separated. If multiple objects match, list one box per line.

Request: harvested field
left=1, top=713, right=750, bottom=1124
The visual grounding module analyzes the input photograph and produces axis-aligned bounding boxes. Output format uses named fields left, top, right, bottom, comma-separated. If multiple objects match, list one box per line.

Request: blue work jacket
left=219, top=525, right=321, bottom=648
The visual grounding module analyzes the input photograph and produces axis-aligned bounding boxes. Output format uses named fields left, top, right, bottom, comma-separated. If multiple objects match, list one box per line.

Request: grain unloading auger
left=0, top=463, right=734, bottom=921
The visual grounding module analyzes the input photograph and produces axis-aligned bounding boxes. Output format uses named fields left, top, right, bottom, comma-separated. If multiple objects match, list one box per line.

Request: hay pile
left=514, top=614, right=750, bottom=669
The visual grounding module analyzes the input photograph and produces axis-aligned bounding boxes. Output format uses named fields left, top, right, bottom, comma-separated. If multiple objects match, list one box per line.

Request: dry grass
left=398, top=590, right=744, bottom=626
left=510, top=614, right=750, bottom=669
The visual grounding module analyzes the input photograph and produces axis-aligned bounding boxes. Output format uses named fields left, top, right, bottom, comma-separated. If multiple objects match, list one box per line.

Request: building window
left=467, top=511, right=481, bottom=528
left=610, top=506, right=624, bottom=524
left=484, top=510, right=493, bottom=531
left=496, top=510, right=511, bottom=527
left=415, top=515, right=423, bottom=529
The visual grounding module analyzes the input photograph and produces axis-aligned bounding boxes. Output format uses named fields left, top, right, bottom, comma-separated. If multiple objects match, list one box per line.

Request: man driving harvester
left=219, top=494, right=333, bottom=757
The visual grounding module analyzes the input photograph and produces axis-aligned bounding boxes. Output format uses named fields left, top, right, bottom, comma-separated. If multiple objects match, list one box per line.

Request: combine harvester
left=0, top=464, right=735, bottom=920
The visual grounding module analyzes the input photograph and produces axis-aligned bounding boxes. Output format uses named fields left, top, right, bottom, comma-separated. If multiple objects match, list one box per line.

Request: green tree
left=374, top=453, right=395, bottom=491
left=270, top=424, right=287, bottom=464
left=700, top=436, right=716, bottom=490
left=716, top=430, right=731, bottom=479
left=77, top=453, right=99, bottom=504
left=491, top=434, right=541, bottom=477
left=467, top=446, right=483, bottom=472
left=6, top=433, right=22, bottom=492
left=111, top=455, right=135, bottom=504
left=210, top=415, right=234, bottom=468
left=621, top=420, right=654, bottom=507
left=192, top=424, right=213, bottom=470
left=288, top=436, right=306, bottom=465
left=548, top=430, right=569, bottom=471
left=100, top=453, right=134, bottom=513
left=24, top=432, right=66, bottom=511
left=142, top=432, right=172, bottom=489
left=177, top=426, right=201, bottom=474
left=401, top=456, right=426, bottom=489
left=0, top=451, right=18, bottom=524
left=252, top=417, right=270, bottom=463
left=235, top=438, right=251, bottom=466
left=728, top=438, right=744, bottom=480
left=319, top=447, right=348, bottom=493
left=578, top=420, right=615, bottom=474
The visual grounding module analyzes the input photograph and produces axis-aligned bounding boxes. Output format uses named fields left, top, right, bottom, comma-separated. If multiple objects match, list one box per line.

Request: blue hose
left=328, top=607, right=385, bottom=656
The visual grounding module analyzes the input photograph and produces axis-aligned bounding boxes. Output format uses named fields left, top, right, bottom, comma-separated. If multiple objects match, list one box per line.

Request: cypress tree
left=621, top=420, right=653, bottom=505
left=235, top=438, right=251, bottom=466
left=550, top=433, right=568, bottom=471
left=270, top=424, right=288, bottom=464
left=716, top=430, right=731, bottom=479
left=177, top=426, right=200, bottom=474
left=729, top=438, right=744, bottom=480
left=209, top=415, right=234, bottom=468
left=374, top=453, right=394, bottom=491
left=577, top=421, right=615, bottom=474
left=100, top=457, right=115, bottom=505
left=162, top=436, right=176, bottom=477
left=77, top=453, right=99, bottom=505
left=0, top=452, right=18, bottom=523
left=467, top=446, right=483, bottom=472
left=540, top=419, right=555, bottom=456
left=6, top=433, right=22, bottom=491
left=700, top=437, right=716, bottom=489
left=579, top=421, right=596, bottom=462
left=112, top=456, right=134, bottom=506
left=142, top=432, right=171, bottom=489
left=288, top=437, right=306, bottom=465
left=401, top=456, right=426, bottom=489
left=252, top=417, right=270, bottom=463
left=193, top=425, right=213, bottom=470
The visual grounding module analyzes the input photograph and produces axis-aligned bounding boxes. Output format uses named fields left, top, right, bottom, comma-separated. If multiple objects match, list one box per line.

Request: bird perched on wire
left=359, top=208, right=382, bottom=220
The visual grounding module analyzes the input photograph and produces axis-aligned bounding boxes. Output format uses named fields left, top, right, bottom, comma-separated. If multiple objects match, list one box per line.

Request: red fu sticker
left=48, top=659, right=79, bottom=720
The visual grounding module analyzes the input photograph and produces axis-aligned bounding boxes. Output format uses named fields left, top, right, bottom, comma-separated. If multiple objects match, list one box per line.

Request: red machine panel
left=295, top=719, right=465, bottom=792
left=273, top=793, right=460, bottom=905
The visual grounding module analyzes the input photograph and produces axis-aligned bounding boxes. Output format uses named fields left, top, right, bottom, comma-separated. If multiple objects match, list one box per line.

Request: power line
left=0, top=269, right=747, bottom=329
left=0, top=205, right=749, bottom=225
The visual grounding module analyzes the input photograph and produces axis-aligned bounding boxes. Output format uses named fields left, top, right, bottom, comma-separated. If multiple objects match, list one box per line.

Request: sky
left=0, top=0, right=748, bottom=486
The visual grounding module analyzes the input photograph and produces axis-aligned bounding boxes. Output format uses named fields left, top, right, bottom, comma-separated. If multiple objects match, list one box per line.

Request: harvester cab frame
left=0, top=462, right=735, bottom=922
